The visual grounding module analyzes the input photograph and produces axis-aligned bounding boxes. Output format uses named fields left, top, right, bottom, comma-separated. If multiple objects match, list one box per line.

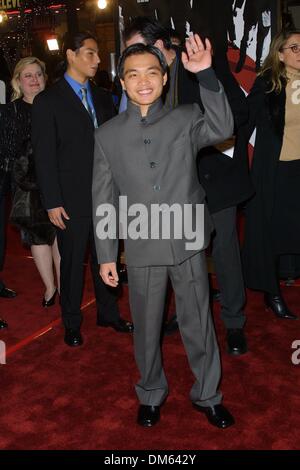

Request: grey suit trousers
left=127, top=252, right=222, bottom=407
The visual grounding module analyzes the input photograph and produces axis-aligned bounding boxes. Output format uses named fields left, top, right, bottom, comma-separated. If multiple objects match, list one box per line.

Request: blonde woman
left=0, top=57, right=60, bottom=307
left=243, top=30, right=300, bottom=319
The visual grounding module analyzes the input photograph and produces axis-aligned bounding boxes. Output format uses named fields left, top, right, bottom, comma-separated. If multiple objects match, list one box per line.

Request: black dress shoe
left=0, top=287, right=17, bottom=299
left=97, top=317, right=134, bottom=333
left=137, top=405, right=160, bottom=427
left=42, top=288, right=58, bottom=307
left=64, top=329, right=83, bottom=347
left=264, top=293, right=298, bottom=320
left=193, top=403, right=234, bottom=429
left=226, top=328, right=248, bottom=356
left=163, top=314, right=179, bottom=335
left=211, top=288, right=221, bottom=302
left=0, top=319, right=8, bottom=329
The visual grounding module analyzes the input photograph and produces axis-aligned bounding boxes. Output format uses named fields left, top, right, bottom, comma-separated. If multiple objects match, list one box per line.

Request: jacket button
left=150, top=162, right=156, bottom=168
left=204, top=173, right=210, bottom=180
left=153, top=184, right=160, bottom=191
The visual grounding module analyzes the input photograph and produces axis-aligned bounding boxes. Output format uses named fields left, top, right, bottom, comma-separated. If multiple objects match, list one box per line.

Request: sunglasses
left=281, top=43, right=300, bottom=53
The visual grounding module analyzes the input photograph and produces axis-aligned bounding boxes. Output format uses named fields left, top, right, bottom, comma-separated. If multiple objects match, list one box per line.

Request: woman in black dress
left=243, top=30, right=300, bottom=319
left=0, top=57, right=60, bottom=306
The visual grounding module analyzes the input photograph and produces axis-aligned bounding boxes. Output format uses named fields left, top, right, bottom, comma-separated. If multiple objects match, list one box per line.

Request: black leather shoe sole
left=97, top=319, right=134, bottom=333
left=137, top=405, right=160, bottom=427
left=265, top=307, right=298, bottom=320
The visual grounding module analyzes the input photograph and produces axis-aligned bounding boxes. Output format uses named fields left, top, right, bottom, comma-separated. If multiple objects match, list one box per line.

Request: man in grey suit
left=92, top=36, right=234, bottom=428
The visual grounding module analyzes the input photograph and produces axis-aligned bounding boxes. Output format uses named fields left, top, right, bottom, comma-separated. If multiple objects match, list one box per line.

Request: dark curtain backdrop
left=118, top=0, right=279, bottom=54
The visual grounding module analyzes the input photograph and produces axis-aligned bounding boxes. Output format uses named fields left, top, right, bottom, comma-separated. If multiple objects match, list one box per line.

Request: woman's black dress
left=0, top=99, right=56, bottom=246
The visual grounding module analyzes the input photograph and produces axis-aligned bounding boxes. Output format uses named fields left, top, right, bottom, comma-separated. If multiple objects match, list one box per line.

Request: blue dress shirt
left=64, top=73, right=97, bottom=118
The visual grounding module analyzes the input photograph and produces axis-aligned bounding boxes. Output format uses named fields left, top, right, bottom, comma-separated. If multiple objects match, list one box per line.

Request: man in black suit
left=123, top=18, right=253, bottom=355
left=32, top=31, right=133, bottom=347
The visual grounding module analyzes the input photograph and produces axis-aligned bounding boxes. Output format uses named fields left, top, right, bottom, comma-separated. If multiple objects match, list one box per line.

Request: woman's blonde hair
left=11, top=56, right=47, bottom=101
left=259, top=29, right=300, bottom=94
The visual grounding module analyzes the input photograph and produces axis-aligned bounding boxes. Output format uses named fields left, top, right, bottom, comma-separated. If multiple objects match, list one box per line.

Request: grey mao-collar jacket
left=92, top=69, right=233, bottom=267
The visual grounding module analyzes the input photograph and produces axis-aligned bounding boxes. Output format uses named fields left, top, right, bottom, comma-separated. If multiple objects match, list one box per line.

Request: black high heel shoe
left=264, top=293, right=298, bottom=320
left=42, top=289, right=58, bottom=307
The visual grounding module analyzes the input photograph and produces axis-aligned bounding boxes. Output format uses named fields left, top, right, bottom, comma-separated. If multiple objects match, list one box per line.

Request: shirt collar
left=64, top=73, right=90, bottom=96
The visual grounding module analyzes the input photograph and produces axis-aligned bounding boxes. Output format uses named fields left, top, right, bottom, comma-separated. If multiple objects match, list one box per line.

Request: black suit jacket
left=32, top=78, right=115, bottom=217
left=177, top=51, right=254, bottom=213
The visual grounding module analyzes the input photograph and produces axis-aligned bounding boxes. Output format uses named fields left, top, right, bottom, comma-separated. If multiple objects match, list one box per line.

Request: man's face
left=67, top=38, right=100, bottom=81
left=121, top=52, right=167, bottom=111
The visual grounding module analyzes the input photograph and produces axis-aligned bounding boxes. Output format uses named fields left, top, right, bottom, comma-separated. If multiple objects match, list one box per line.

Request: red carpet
left=1, top=224, right=300, bottom=450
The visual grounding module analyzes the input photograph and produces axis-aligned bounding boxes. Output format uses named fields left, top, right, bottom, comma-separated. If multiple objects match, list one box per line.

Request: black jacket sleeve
left=32, top=92, right=63, bottom=210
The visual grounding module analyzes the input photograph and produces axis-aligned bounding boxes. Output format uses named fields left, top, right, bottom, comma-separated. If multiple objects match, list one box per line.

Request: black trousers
left=0, top=172, right=10, bottom=291
left=56, top=216, right=120, bottom=330
left=211, top=206, right=246, bottom=329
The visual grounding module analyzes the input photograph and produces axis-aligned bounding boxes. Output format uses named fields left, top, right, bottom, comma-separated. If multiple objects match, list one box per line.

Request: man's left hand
left=182, top=34, right=212, bottom=74
left=100, top=262, right=119, bottom=288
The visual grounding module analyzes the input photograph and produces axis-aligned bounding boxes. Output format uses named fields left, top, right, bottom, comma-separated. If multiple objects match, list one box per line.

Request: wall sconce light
left=0, top=11, right=8, bottom=24
left=98, top=0, right=108, bottom=10
left=47, top=38, right=59, bottom=51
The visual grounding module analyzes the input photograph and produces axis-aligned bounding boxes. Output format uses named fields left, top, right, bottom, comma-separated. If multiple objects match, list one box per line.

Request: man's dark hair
left=62, top=31, right=98, bottom=57
left=56, top=31, right=98, bottom=77
left=118, top=44, right=168, bottom=80
left=123, top=17, right=172, bottom=50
